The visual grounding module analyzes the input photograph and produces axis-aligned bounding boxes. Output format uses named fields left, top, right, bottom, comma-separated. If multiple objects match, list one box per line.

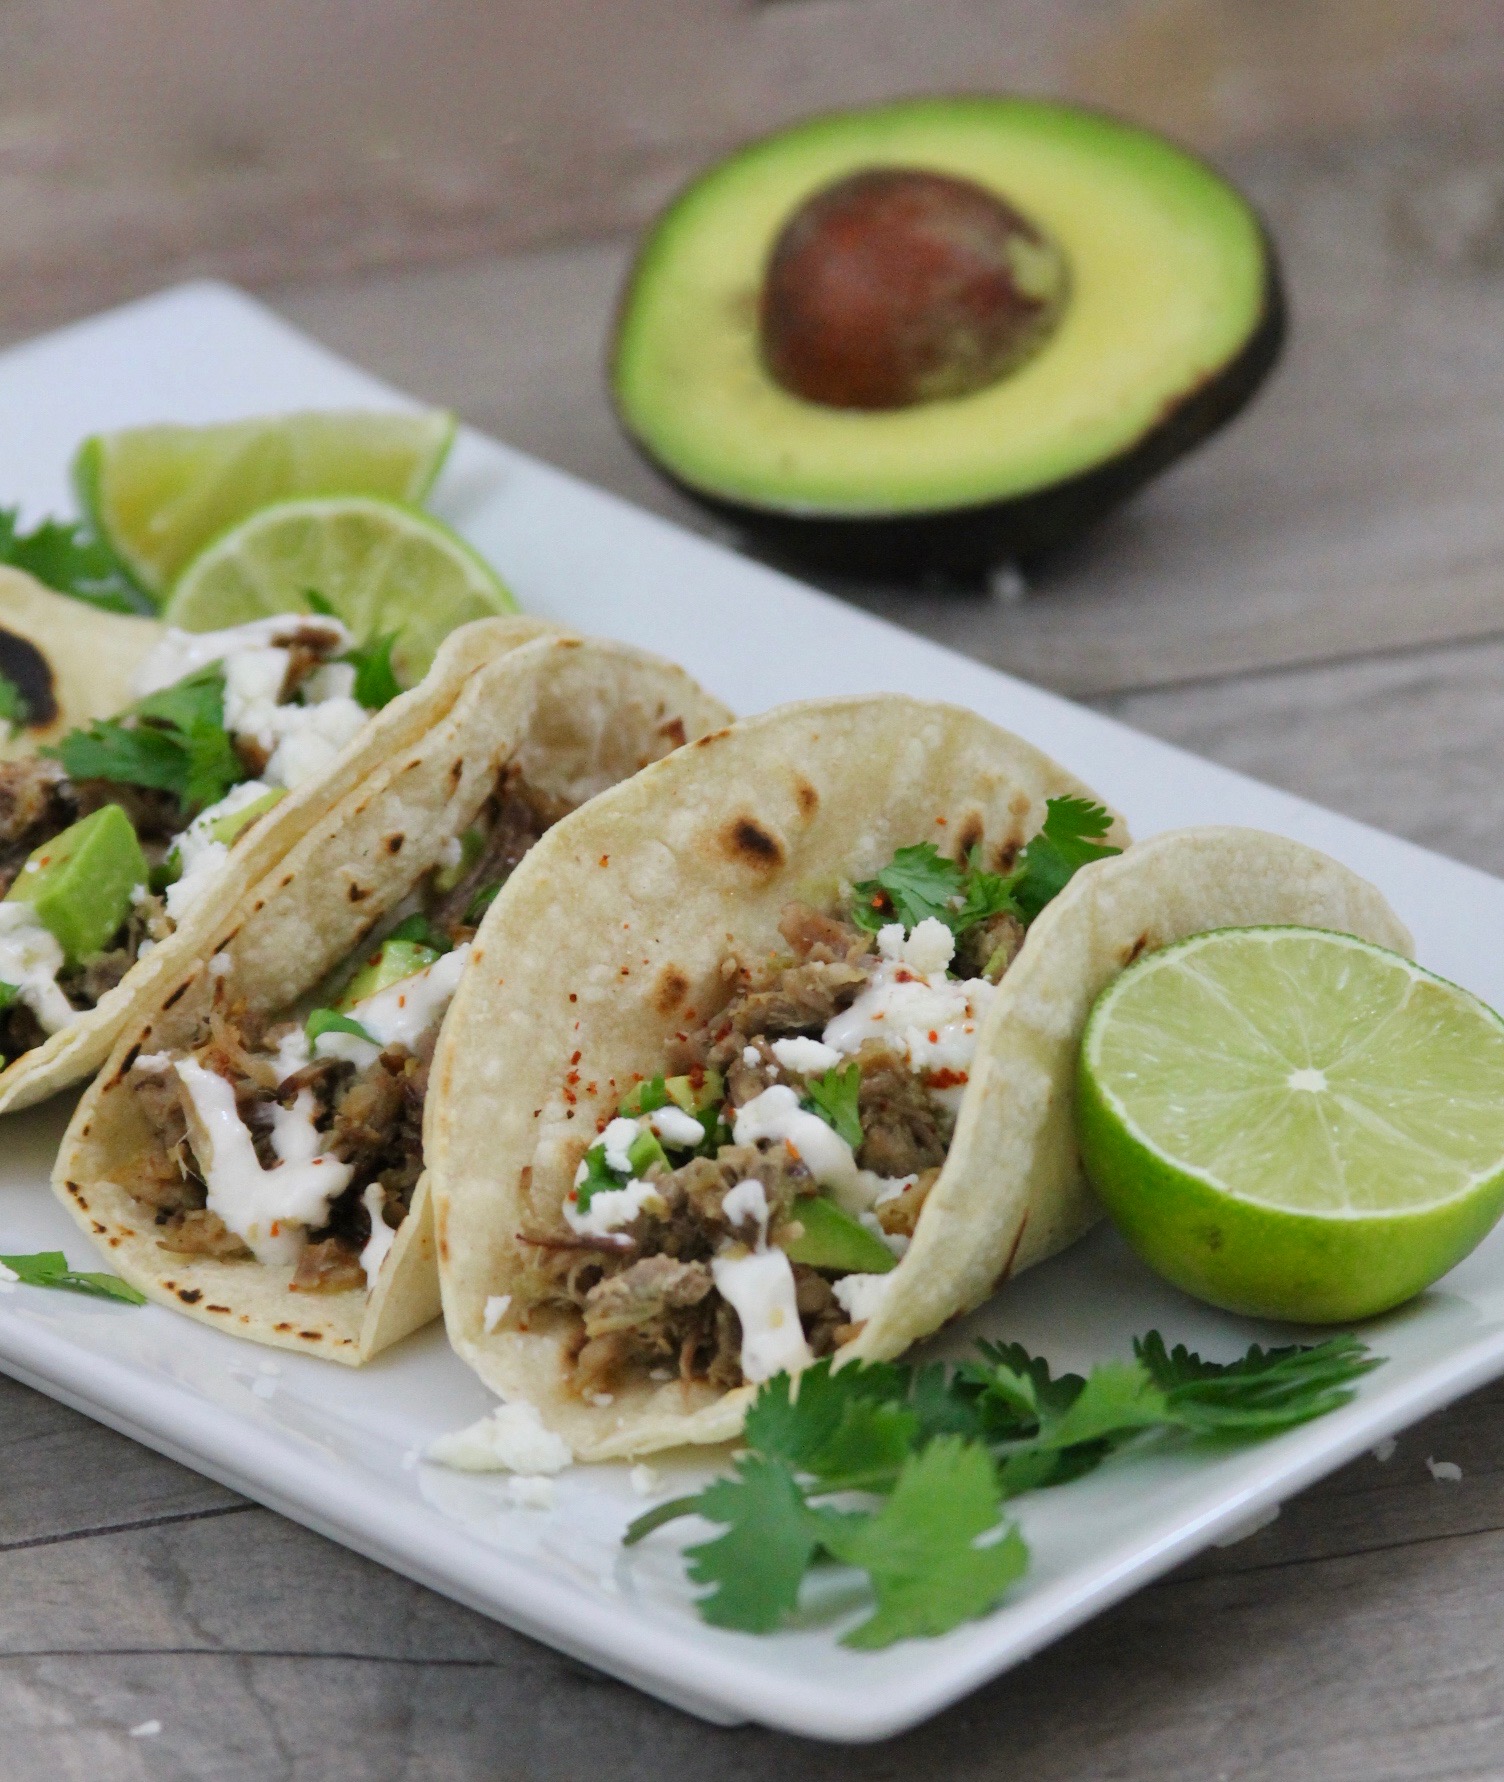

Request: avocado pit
left=759, top=167, right=1069, bottom=411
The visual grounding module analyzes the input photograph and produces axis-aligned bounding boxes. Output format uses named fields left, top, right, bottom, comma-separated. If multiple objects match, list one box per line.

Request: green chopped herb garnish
left=305, top=1008, right=377, bottom=1048
left=0, top=1249, right=147, bottom=1304
left=802, top=1061, right=863, bottom=1149
left=0, top=981, right=18, bottom=1011
left=626, top=1331, right=1378, bottom=1647
left=0, top=508, right=151, bottom=614
left=851, top=797, right=1120, bottom=938
left=0, top=670, right=28, bottom=728
left=573, top=1142, right=625, bottom=1212
left=464, top=882, right=503, bottom=923
left=345, top=630, right=402, bottom=709
left=47, top=665, right=244, bottom=814
left=619, top=1075, right=670, bottom=1117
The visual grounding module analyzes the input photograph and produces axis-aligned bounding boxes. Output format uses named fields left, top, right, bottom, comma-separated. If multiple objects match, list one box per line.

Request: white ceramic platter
left=2, top=283, right=1502, bottom=1743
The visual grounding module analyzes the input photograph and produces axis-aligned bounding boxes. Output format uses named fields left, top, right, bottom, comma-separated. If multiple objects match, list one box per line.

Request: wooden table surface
left=9, top=127, right=1504, bottom=1779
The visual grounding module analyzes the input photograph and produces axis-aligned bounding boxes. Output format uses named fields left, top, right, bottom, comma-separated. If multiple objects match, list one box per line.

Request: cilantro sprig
left=626, top=1331, right=1378, bottom=1647
left=802, top=1062, right=863, bottom=1149
left=0, top=508, right=152, bottom=615
left=47, top=665, right=244, bottom=814
left=0, top=1249, right=146, bottom=1304
left=851, top=797, right=1120, bottom=938
left=305, top=589, right=403, bottom=708
left=0, top=670, right=28, bottom=728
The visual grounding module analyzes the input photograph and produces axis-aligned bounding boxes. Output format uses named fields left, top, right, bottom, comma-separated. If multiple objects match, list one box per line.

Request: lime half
left=1077, top=926, right=1504, bottom=1322
left=163, top=495, right=515, bottom=685
left=76, top=409, right=456, bottom=598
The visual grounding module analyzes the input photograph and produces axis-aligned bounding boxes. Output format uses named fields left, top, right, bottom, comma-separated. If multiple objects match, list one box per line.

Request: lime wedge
left=162, top=495, right=516, bottom=685
left=1077, top=926, right=1504, bottom=1322
left=75, top=409, right=456, bottom=598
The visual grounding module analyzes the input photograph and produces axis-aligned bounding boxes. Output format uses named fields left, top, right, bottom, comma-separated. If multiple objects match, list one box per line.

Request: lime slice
left=76, top=409, right=456, bottom=598
left=162, top=495, right=516, bottom=685
left=1077, top=926, right=1504, bottom=1322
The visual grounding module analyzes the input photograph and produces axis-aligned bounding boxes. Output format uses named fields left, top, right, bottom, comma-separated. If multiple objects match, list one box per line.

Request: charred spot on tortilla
left=1122, top=931, right=1151, bottom=967
left=721, top=815, right=785, bottom=872
left=449, top=758, right=464, bottom=787
left=347, top=883, right=372, bottom=903
left=693, top=727, right=732, bottom=749
left=0, top=629, right=57, bottom=729
left=91, top=1220, right=106, bottom=1234
left=163, top=981, right=191, bottom=1010
left=384, top=833, right=405, bottom=854
left=300, top=1330, right=323, bottom=1341
left=207, top=1304, right=231, bottom=1313
left=658, top=716, right=688, bottom=749
left=793, top=776, right=819, bottom=820
left=118, top=1044, right=142, bottom=1079
left=177, top=1287, right=202, bottom=1304
left=275, top=1321, right=293, bottom=1332
left=956, top=814, right=985, bottom=858
left=654, top=964, right=690, bottom=1014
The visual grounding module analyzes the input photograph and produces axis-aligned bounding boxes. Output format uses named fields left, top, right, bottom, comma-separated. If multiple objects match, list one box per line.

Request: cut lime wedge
left=162, top=495, right=515, bottom=685
left=75, top=409, right=456, bottom=598
left=1077, top=926, right=1504, bottom=1322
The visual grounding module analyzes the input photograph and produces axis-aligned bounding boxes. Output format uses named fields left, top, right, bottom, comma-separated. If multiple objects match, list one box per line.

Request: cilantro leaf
left=685, top=1455, right=824, bottom=1632
left=572, top=1143, right=624, bottom=1212
left=305, top=1008, right=377, bottom=1048
left=851, top=844, right=964, bottom=933
left=0, top=1249, right=147, bottom=1304
left=345, top=631, right=403, bottom=709
left=1031, top=1361, right=1168, bottom=1450
left=0, top=508, right=151, bottom=614
left=818, top=1439, right=1028, bottom=1648
left=1004, top=796, right=1120, bottom=924
left=743, top=1359, right=916, bottom=1486
left=1136, top=1330, right=1379, bottom=1435
left=386, top=914, right=451, bottom=954
left=802, top=1062, right=863, bottom=1149
left=464, top=882, right=503, bottom=923
left=48, top=665, right=244, bottom=815
left=619, top=1075, right=670, bottom=1117
left=0, top=671, right=28, bottom=727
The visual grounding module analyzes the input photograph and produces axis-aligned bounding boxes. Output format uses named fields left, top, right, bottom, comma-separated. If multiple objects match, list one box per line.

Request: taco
left=429, top=699, right=1410, bottom=1461
left=53, top=629, right=731, bottom=1363
left=0, top=572, right=549, bottom=1116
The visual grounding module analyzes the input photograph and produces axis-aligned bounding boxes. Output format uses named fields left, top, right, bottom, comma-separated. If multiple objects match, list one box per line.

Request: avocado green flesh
left=338, top=938, right=439, bottom=1008
left=5, top=805, right=148, bottom=966
left=782, top=1195, right=896, bottom=1275
left=613, top=98, right=1272, bottom=517
left=208, top=788, right=284, bottom=846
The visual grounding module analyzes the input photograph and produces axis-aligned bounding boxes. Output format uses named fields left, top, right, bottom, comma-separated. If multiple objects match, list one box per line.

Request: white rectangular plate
left=3, top=282, right=1503, bottom=1743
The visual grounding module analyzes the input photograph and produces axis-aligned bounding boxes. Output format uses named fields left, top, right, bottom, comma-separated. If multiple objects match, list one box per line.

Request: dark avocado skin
left=616, top=237, right=1286, bottom=589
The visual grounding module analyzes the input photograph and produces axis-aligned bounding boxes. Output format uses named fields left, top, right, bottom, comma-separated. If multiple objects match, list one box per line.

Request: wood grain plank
left=0, top=1376, right=242, bottom=1551
left=270, top=124, right=1504, bottom=698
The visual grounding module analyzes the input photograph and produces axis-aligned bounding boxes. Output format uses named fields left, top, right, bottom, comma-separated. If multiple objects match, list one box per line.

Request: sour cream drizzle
left=823, top=918, right=994, bottom=1081
left=175, top=1059, right=354, bottom=1267
left=0, top=903, right=78, bottom=1034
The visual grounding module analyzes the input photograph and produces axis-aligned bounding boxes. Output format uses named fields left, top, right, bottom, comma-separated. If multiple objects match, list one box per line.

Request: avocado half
left=610, top=98, right=1285, bottom=583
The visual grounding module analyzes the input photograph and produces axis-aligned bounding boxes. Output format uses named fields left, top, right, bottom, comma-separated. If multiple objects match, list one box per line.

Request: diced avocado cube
left=432, top=826, right=483, bottom=894
left=620, top=1075, right=670, bottom=1117
left=781, top=1195, right=896, bottom=1276
left=5, top=804, right=148, bottom=966
left=0, top=982, right=18, bottom=1011
left=208, top=787, right=284, bottom=847
left=666, top=1069, right=724, bottom=1115
left=627, top=1129, right=669, bottom=1175
left=337, top=937, right=439, bottom=1009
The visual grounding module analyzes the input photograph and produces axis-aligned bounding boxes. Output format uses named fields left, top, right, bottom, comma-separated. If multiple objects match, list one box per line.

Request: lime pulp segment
left=1084, top=927, right=1504, bottom=1219
left=76, top=409, right=457, bottom=598
left=162, top=494, right=515, bottom=685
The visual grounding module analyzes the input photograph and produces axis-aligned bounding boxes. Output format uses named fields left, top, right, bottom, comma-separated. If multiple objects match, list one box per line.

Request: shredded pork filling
left=117, top=764, right=572, bottom=1288
left=534, top=898, right=1013, bottom=1396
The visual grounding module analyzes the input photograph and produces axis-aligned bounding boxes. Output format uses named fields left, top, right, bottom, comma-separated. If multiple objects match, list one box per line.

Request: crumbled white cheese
left=564, top=1174, right=665, bottom=1238
left=131, top=616, right=351, bottom=700
left=630, top=1463, right=662, bottom=1497
left=1427, top=1457, right=1463, bottom=1483
left=832, top=1272, right=893, bottom=1324
left=427, top=1400, right=573, bottom=1474
left=482, top=1293, right=512, bottom=1335
left=711, top=1247, right=812, bottom=1383
left=873, top=1173, right=917, bottom=1205
left=742, top=1045, right=762, bottom=1068
left=507, top=1475, right=557, bottom=1510
left=0, top=903, right=77, bottom=1034
left=649, top=1104, right=705, bottom=1148
left=175, top=1058, right=353, bottom=1267
left=262, top=695, right=368, bottom=791
left=129, top=882, right=151, bottom=907
left=133, top=1051, right=174, bottom=1073
left=721, top=1177, right=770, bottom=1248
left=301, top=660, right=358, bottom=704
left=823, top=918, right=994, bottom=1077
left=165, top=780, right=277, bottom=920
left=359, top=1184, right=396, bottom=1289
left=770, top=1036, right=843, bottom=1076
